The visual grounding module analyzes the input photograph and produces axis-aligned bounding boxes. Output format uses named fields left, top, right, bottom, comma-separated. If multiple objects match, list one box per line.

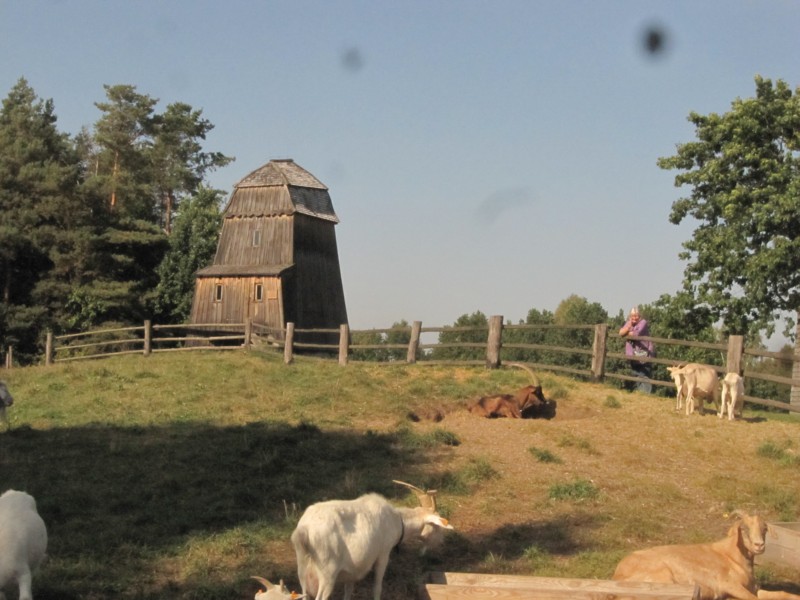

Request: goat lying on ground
left=613, top=510, right=800, bottom=600
left=667, top=364, right=719, bottom=415
left=250, top=576, right=304, bottom=600
left=468, top=363, right=554, bottom=419
left=291, top=480, right=453, bottom=600
left=0, top=381, right=14, bottom=430
left=0, top=490, right=48, bottom=600
left=720, top=372, right=745, bottom=421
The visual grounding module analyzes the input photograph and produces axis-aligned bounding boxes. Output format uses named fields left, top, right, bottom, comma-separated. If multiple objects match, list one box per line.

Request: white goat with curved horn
left=291, top=480, right=453, bottom=600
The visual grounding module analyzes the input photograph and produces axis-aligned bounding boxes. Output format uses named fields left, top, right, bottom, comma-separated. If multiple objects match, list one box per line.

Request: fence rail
left=25, top=316, right=800, bottom=414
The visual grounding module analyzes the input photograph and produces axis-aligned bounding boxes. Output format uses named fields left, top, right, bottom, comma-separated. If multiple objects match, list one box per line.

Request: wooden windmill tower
left=189, top=159, right=348, bottom=343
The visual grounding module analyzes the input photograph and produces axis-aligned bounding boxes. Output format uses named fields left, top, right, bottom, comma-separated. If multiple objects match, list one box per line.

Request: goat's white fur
left=291, top=483, right=452, bottom=600
left=613, top=511, right=800, bottom=600
left=0, top=490, right=47, bottom=600
left=719, top=372, right=745, bottom=421
left=667, top=364, right=719, bottom=415
left=251, top=576, right=304, bottom=600
left=666, top=366, right=688, bottom=412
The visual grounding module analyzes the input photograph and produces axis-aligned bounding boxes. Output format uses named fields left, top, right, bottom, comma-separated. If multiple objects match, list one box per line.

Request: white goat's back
left=292, top=493, right=402, bottom=588
left=0, top=490, right=48, bottom=600
left=720, top=372, right=745, bottom=420
left=673, top=364, right=719, bottom=415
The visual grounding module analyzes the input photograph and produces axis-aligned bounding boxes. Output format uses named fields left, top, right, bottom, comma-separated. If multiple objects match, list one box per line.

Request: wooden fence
left=29, top=316, right=800, bottom=414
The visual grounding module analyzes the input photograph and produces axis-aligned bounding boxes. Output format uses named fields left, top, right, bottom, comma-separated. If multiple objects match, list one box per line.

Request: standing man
left=619, top=306, right=655, bottom=393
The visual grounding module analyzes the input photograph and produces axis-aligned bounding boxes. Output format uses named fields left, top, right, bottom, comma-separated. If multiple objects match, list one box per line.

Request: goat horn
left=251, top=576, right=274, bottom=588
left=393, top=480, right=438, bottom=511
left=506, top=362, right=541, bottom=388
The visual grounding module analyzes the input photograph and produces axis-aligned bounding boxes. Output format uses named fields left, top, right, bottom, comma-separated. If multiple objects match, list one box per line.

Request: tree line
left=2, top=75, right=800, bottom=382
left=351, top=294, right=794, bottom=404
left=0, top=79, right=229, bottom=362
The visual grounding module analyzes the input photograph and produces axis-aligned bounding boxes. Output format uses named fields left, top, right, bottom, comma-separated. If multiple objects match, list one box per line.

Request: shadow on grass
left=0, top=421, right=432, bottom=599
left=0, top=422, right=609, bottom=599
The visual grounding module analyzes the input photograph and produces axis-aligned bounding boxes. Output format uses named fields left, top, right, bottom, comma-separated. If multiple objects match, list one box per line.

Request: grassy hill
left=1, top=350, right=798, bottom=599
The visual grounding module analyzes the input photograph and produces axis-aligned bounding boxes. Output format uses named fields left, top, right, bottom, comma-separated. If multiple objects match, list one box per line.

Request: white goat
left=0, top=381, right=14, bottom=430
left=291, top=481, right=453, bottom=600
left=250, top=576, right=304, bottom=600
left=613, top=511, right=800, bottom=600
left=666, top=366, right=688, bottom=412
left=719, top=372, right=745, bottom=421
left=667, top=363, right=719, bottom=415
left=0, top=490, right=47, bottom=600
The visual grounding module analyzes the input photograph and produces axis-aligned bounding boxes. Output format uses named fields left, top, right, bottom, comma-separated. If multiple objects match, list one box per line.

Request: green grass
left=757, top=439, right=800, bottom=467
left=1, top=350, right=799, bottom=599
left=548, top=479, right=600, bottom=502
left=528, top=446, right=563, bottom=463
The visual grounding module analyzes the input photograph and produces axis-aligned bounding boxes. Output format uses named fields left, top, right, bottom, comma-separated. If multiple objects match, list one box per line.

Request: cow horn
left=506, top=362, right=541, bottom=388
left=251, top=576, right=274, bottom=589
left=393, top=480, right=437, bottom=511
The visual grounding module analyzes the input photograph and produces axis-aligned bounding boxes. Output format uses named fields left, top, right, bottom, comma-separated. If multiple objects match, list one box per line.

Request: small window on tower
left=253, top=229, right=262, bottom=247
left=214, top=284, right=223, bottom=302
left=254, top=283, right=263, bottom=302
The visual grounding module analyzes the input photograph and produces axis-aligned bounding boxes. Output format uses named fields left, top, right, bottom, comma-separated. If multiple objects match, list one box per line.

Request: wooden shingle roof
left=236, top=158, right=326, bottom=189
left=223, top=159, right=339, bottom=223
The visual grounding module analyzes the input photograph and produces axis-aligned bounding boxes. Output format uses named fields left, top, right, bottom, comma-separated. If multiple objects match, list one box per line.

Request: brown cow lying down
left=468, top=363, right=555, bottom=419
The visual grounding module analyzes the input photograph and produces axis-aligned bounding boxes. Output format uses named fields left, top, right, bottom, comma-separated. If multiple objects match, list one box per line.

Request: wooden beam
left=421, top=572, right=699, bottom=600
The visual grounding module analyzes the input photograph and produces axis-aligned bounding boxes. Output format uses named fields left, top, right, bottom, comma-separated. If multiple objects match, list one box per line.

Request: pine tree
left=0, top=78, right=85, bottom=360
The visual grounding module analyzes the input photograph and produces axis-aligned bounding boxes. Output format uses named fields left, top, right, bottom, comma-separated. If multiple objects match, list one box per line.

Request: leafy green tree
left=350, top=330, right=388, bottom=362
left=86, top=85, right=233, bottom=231
left=660, top=76, right=800, bottom=337
left=0, top=78, right=86, bottom=360
left=65, top=215, right=168, bottom=329
left=385, top=319, right=412, bottom=361
left=90, top=84, right=158, bottom=220
left=431, top=311, right=489, bottom=361
left=153, top=187, right=224, bottom=322
left=550, top=295, right=608, bottom=370
left=659, top=76, right=800, bottom=405
left=150, top=103, right=233, bottom=233
left=503, top=308, right=554, bottom=363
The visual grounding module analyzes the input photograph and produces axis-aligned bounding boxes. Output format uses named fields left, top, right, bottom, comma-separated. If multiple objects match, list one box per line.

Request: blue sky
left=2, top=1, right=799, bottom=342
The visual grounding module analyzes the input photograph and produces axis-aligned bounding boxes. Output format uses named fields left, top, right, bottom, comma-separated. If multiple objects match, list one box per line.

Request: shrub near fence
left=38, top=316, right=800, bottom=413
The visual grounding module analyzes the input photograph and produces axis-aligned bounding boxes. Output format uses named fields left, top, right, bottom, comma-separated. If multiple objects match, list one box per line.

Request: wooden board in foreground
left=421, top=572, right=700, bottom=600
left=757, top=522, right=800, bottom=569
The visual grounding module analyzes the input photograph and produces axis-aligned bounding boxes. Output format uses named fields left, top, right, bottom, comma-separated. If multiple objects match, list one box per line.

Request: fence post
left=726, top=334, right=744, bottom=374
left=45, top=331, right=53, bottom=366
left=792, top=320, right=800, bottom=410
left=486, top=315, right=503, bottom=369
left=244, top=318, right=252, bottom=349
left=284, top=322, right=295, bottom=364
left=407, top=321, right=422, bottom=364
left=143, top=320, right=152, bottom=356
left=591, top=323, right=608, bottom=382
left=339, top=324, right=350, bottom=366
left=4, top=346, right=12, bottom=369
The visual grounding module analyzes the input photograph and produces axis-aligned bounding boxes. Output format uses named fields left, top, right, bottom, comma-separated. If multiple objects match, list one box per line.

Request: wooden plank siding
left=190, top=276, right=284, bottom=332
left=189, top=159, right=348, bottom=349
left=289, top=214, right=348, bottom=330
left=213, top=214, right=294, bottom=266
